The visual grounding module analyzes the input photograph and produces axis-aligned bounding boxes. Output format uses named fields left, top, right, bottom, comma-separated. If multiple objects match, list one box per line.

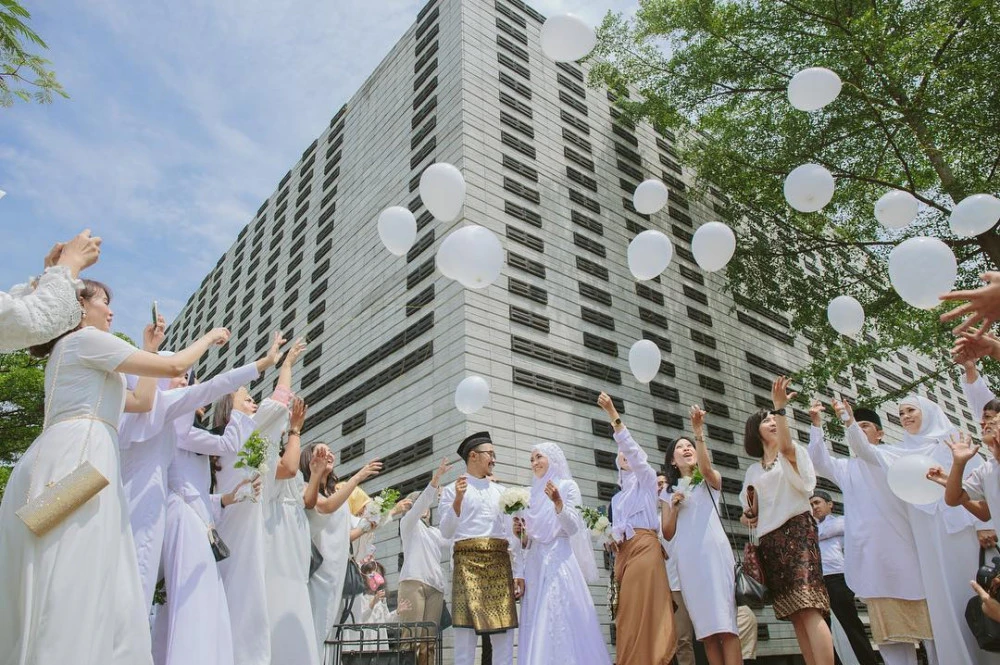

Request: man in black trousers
left=811, top=491, right=878, bottom=665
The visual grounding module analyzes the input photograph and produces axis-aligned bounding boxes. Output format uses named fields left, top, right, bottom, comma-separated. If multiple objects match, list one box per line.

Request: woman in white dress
left=0, top=279, right=229, bottom=665
left=212, top=335, right=306, bottom=665
left=661, top=406, right=740, bottom=665
left=152, top=402, right=262, bottom=665
left=265, top=397, right=321, bottom=665
left=0, top=229, right=100, bottom=352
left=518, top=441, right=612, bottom=665
left=301, top=444, right=379, bottom=652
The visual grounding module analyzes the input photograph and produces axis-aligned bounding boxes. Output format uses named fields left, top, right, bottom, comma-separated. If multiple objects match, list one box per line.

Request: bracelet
left=769, top=408, right=786, bottom=416
left=289, top=429, right=301, bottom=436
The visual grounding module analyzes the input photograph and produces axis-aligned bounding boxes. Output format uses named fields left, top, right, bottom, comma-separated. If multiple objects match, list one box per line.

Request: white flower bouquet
left=580, top=505, right=613, bottom=542
left=499, top=486, right=530, bottom=515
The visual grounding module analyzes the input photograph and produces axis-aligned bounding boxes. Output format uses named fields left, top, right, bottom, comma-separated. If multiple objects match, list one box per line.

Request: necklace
left=761, top=456, right=778, bottom=471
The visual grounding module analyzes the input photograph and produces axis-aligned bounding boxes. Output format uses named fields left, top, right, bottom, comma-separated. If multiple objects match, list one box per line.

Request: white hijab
left=526, top=442, right=599, bottom=583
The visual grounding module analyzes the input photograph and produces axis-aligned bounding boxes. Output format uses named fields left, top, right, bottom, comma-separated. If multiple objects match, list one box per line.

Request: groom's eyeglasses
left=472, top=449, right=497, bottom=459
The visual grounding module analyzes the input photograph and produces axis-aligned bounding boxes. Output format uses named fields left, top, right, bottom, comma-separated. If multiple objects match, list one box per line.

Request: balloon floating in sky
left=632, top=179, right=669, bottom=215
left=784, top=163, right=835, bottom=213
left=787, top=67, right=842, bottom=112
left=627, top=230, right=674, bottom=281
left=826, top=295, right=864, bottom=336
left=437, top=225, right=504, bottom=289
left=540, top=14, right=597, bottom=62
left=691, top=222, right=736, bottom=272
left=888, top=237, right=957, bottom=309
left=376, top=206, right=417, bottom=257
left=628, top=339, right=661, bottom=384
left=874, top=191, right=919, bottom=230
left=455, top=375, right=490, bottom=415
left=950, top=194, right=1000, bottom=238
left=419, top=163, right=466, bottom=222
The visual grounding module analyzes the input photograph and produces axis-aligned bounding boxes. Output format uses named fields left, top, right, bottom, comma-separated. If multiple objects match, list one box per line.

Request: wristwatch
left=612, top=417, right=622, bottom=427
left=769, top=408, right=786, bottom=416
left=289, top=428, right=301, bottom=436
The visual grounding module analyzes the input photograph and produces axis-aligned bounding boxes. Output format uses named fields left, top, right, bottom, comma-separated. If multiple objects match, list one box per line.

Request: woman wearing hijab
left=739, top=377, right=832, bottom=665
left=518, top=442, right=611, bottom=665
left=598, top=392, right=676, bottom=665
left=877, top=395, right=996, bottom=665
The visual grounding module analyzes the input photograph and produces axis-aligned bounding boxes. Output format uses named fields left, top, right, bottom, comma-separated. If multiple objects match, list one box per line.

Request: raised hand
left=391, top=498, right=414, bottom=517
left=809, top=400, right=825, bottom=426
left=43, top=242, right=64, bottom=269
left=597, top=392, right=617, bottom=417
left=260, top=331, right=286, bottom=369
left=455, top=474, right=468, bottom=500
left=925, top=466, right=948, bottom=487
left=946, top=432, right=981, bottom=464
left=354, top=459, right=383, bottom=483
left=772, top=376, right=797, bottom=410
left=142, top=314, right=167, bottom=352
left=310, top=444, right=330, bottom=474
left=832, top=398, right=854, bottom=425
left=940, top=272, right=1000, bottom=336
left=952, top=332, right=1000, bottom=365
left=689, top=404, right=706, bottom=431
left=283, top=338, right=307, bottom=366
left=206, top=327, right=231, bottom=346
left=323, top=450, right=335, bottom=476
left=57, top=229, right=102, bottom=277
left=289, top=397, right=307, bottom=431
left=431, top=458, right=452, bottom=488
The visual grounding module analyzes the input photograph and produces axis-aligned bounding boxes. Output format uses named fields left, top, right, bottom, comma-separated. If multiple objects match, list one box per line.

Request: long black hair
left=663, top=436, right=695, bottom=489
left=743, top=409, right=770, bottom=458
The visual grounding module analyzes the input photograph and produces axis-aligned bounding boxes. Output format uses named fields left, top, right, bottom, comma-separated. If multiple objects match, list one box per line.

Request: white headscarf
left=526, top=442, right=599, bottom=583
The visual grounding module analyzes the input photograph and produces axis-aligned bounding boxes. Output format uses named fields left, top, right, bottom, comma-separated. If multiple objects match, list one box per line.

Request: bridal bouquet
left=499, top=487, right=530, bottom=515
left=580, top=505, right=612, bottom=541
left=674, top=466, right=705, bottom=495
left=370, top=488, right=401, bottom=517
left=234, top=430, right=270, bottom=482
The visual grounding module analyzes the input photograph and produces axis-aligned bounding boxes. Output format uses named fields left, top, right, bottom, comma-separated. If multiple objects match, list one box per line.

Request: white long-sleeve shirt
left=816, top=514, right=846, bottom=576
left=610, top=428, right=660, bottom=542
left=808, top=424, right=925, bottom=600
left=962, top=374, right=997, bottom=421
left=439, top=475, right=524, bottom=578
left=399, top=484, right=449, bottom=592
left=0, top=266, right=81, bottom=352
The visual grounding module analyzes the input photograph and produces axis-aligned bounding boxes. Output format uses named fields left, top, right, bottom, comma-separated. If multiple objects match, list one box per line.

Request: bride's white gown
left=0, top=327, right=153, bottom=665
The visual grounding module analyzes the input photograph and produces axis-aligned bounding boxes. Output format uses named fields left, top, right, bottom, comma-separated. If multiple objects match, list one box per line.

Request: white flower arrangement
left=580, top=505, right=613, bottom=542
left=499, top=486, right=531, bottom=515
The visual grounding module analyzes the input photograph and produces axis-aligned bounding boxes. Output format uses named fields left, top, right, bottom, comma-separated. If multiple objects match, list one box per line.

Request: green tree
left=0, top=0, right=67, bottom=107
left=0, top=350, right=45, bottom=499
left=591, top=0, right=1000, bottom=402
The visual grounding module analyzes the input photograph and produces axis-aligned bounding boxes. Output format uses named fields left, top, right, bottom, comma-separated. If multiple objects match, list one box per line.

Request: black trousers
left=825, top=573, right=878, bottom=665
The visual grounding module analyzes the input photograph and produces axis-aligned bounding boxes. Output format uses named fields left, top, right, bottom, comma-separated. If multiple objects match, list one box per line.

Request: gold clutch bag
left=16, top=461, right=109, bottom=536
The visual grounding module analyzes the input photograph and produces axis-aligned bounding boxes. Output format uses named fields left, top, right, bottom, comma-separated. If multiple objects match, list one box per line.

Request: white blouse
left=1, top=266, right=81, bottom=353
left=740, top=443, right=816, bottom=539
left=610, top=428, right=660, bottom=542
left=399, top=484, right=449, bottom=592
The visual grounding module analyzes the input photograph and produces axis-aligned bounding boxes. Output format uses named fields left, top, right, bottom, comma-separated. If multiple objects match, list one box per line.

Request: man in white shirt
left=811, top=491, right=877, bottom=665
left=439, top=432, right=523, bottom=665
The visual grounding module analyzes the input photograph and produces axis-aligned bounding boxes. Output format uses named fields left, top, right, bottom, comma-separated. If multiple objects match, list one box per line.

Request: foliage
left=590, top=0, right=1000, bottom=403
left=0, top=465, right=10, bottom=502
left=234, top=430, right=269, bottom=472
left=0, top=0, right=67, bottom=107
left=0, top=350, right=46, bottom=464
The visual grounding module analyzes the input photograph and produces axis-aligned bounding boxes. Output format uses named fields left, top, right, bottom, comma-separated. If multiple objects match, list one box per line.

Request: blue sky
left=0, top=0, right=632, bottom=344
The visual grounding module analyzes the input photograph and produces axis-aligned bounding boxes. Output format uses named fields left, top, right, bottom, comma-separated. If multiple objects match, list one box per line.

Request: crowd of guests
left=4, top=230, right=1000, bottom=665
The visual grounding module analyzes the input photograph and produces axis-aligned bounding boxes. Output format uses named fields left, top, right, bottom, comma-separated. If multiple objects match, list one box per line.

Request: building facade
left=162, top=0, right=981, bottom=659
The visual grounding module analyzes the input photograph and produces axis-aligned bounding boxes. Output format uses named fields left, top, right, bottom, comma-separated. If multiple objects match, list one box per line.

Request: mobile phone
left=151, top=301, right=159, bottom=325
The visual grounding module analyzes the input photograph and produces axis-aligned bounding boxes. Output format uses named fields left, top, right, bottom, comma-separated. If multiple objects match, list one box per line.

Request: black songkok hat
left=852, top=408, right=882, bottom=429
left=812, top=490, right=833, bottom=503
left=457, top=431, right=492, bottom=461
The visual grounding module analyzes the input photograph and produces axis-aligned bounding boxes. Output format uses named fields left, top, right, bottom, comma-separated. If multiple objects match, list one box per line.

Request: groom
left=439, top=431, right=524, bottom=665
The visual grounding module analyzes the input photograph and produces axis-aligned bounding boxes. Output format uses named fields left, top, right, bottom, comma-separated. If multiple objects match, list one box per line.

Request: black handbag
left=208, top=527, right=230, bottom=562
left=439, top=601, right=452, bottom=631
left=705, top=481, right=771, bottom=608
left=343, top=557, right=366, bottom=597
left=967, top=547, right=1000, bottom=652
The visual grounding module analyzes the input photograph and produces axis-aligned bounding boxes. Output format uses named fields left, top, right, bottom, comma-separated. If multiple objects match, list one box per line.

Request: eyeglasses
left=472, top=449, right=497, bottom=459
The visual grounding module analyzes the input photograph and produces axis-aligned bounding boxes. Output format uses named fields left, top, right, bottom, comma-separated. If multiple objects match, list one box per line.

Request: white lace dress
left=0, top=265, right=81, bottom=352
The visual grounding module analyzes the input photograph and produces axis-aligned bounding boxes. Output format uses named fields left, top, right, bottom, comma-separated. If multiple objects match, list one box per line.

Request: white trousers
left=453, top=627, right=513, bottom=665
left=877, top=643, right=917, bottom=665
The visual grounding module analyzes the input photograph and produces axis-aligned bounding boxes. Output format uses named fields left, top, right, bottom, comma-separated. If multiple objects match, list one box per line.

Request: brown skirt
left=756, top=511, right=830, bottom=620
left=614, top=529, right=676, bottom=665
left=451, top=538, right=518, bottom=634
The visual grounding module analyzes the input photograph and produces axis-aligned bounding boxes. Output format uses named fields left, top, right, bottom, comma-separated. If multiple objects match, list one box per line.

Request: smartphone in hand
left=151, top=300, right=159, bottom=326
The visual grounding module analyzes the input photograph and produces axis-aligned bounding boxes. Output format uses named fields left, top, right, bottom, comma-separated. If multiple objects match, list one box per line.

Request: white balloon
left=455, top=376, right=490, bottom=415
left=628, top=339, right=661, bottom=384
left=874, top=191, right=919, bottom=230
left=887, top=454, right=945, bottom=505
left=950, top=194, right=1000, bottom=238
left=376, top=206, right=417, bottom=257
left=787, top=67, right=842, bottom=112
left=888, top=237, right=957, bottom=309
left=632, top=179, right=669, bottom=215
left=627, top=230, right=674, bottom=281
left=419, top=163, right=466, bottom=222
left=0, top=189, right=6, bottom=200
left=784, top=163, right=835, bottom=213
left=454, top=225, right=504, bottom=289
left=691, top=222, right=736, bottom=272
left=826, top=296, right=864, bottom=336
left=540, top=14, right=596, bottom=62
left=436, top=229, right=464, bottom=279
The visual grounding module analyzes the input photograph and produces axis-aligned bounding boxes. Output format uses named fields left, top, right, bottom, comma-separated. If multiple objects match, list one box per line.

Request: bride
left=518, top=442, right=612, bottom=665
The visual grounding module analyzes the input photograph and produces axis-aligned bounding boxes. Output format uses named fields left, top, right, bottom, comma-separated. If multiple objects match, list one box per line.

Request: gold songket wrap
left=451, top=537, right=518, bottom=633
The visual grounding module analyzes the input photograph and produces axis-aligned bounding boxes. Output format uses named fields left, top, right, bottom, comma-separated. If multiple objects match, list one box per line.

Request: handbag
left=706, top=481, right=771, bottom=608
left=344, top=556, right=366, bottom=597
left=967, top=547, right=1000, bottom=652
left=439, top=600, right=452, bottom=631
left=16, top=343, right=110, bottom=537
left=208, top=526, right=231, bottom=562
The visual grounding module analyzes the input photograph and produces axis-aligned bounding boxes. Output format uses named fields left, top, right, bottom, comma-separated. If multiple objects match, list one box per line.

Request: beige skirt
left=864, top=597, right=933, bottom=645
